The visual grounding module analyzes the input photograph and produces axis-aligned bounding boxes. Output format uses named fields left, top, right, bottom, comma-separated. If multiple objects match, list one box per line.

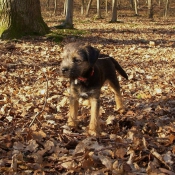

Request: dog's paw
left=116, top=106, right=125, bottom=114
left=88, top=125, right=101, bottom=136
left=67, top=120, right=77, bottom=127
left=88, top=129, right=100, bottom=136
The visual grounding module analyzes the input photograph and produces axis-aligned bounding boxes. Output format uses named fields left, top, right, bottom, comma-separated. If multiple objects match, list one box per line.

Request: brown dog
left=60, top=42, right=128, bottom=136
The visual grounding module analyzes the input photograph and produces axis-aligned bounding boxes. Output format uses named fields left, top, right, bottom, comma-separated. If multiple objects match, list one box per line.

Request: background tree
left=164, top=0, right=169, bottom=17
left=0, top=0, right=49, bottom=39
left=110, top=0, right=117, bottom=22
left=97, top=0, right=102, bottom=18
left=148, top=0, right=154, bottom=18
left=54, top=0, right=59, bottom=14
left=86, top=0, right=93, bottom=16
left=81, top=0, right=85, bottom=15
left=133, top=0, right=139, bottom=15
left=60, top=0, right=73, bottom=28
left=106, top=0, right=108, bottom=15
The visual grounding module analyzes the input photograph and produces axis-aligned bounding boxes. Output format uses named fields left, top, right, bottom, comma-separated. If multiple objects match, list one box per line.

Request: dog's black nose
left=62, top=67, right=69, bottom=73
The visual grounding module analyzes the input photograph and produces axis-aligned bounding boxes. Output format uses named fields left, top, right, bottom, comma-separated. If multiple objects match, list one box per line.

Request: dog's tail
left=110, top=57, right=128, bottom=80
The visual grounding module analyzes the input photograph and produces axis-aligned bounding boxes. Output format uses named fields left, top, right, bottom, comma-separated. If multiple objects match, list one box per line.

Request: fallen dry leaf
left=0, top=9, right=175, bottom=174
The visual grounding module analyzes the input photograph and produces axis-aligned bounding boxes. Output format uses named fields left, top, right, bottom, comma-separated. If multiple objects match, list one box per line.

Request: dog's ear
left=84, top=45, right=100, bottom=65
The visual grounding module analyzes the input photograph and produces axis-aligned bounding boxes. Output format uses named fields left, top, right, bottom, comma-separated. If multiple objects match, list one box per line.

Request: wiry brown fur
left=60, top=42, right=128, bottom=136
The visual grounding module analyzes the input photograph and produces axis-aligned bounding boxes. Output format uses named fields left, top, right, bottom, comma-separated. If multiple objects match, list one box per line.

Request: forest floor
left=0, top=14, right=175, bottom=174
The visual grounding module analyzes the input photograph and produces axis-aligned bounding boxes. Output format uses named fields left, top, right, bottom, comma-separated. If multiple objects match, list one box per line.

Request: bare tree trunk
left=97, top=0, right=102, bottom=18
left=158, top=0, right=161, bottom=7
left=130, top=0, right=134, bottom=8
left=148, top=0, right=153, bottom=18
left=64, top=0, right=67, bottom=16
left=47, top=0, right=50, bottom=7
left=106, top=0, right=108, bottom=15
left=0, top=0, right=49, bottom=39
left=164, top=0, right=169, bottom=17
left=60, top=0, right=73, bottom=28
left=86, top=0, right=93, bottom=16
left=134, top=0, right=138, bottom=15
left=110, top=0, right=117, bottom=22
left=81, top=0, right=85, bottom=15
left=54, top=0, right=58, bottom=14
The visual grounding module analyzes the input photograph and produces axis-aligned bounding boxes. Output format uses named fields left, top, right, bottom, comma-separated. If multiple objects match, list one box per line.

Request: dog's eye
left=72, top=57, right=82, bottom=63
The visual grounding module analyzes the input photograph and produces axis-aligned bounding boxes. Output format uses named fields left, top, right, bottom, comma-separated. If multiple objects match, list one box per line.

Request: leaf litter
left=0, top=16, right=175, bottom=174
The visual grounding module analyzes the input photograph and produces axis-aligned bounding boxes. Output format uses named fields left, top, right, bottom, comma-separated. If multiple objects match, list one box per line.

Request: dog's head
left=60, top=43, right=99, bottom=79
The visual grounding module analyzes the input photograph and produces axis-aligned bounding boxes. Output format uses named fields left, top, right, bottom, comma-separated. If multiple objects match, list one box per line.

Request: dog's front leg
left=68, top=96, right=79, bottom=127
left=89, top=97, right=101, bottom=136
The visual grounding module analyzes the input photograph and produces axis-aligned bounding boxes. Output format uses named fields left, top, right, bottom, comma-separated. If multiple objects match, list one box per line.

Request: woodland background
left=0, top=0, right=175, bottom=174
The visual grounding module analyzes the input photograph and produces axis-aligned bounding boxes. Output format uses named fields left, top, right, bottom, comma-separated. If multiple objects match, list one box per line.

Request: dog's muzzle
left=60, top=66, right=70, bottom=78
left=61, top=67, right=69, bottom=74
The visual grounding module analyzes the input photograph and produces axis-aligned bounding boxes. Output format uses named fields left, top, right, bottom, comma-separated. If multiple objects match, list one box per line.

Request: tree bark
left=81, top=0, right=85, bottom=15
left=164, top=0, right=169, bottom=17
left=86, top=0, right=93, bottom=17
left=97, top=0, right=102, bottom=18
left=130, top=0, right=134, bottom=8
left=47, top=0, right=50, bottom=7
left=148, top=0, right=153, bottom=18
left=0, top=0, right=49, bottom=39
left=54, top=0, right=58, bottom=14
left=110, top=0, right=117, bottom=22
left=64, top=0, right=67, bottom=16
left=60, top=0, right=73, bottom=28
left=106, top=0, right=108, bottom=15
left=133, top=0, right=138, bottom=16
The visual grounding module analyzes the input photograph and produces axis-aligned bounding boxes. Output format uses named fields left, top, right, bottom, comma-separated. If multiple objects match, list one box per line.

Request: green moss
left=0, top=26, right=7, bottom=37
left=54, top=28, right=88, bottom=36
left=1, top=15, right=49, bottom=39
left=129, top=23, right=139, bottom=28
left=75, top=19, right=91, bottom=24
left=46, top=28, right=89, bottom=43
left=1, top=26, right=23, bottom=39
left=46, top=32, right=64, bottom=43
left=57, top=23, right=74, bottom=29
left=136, top=94, right=142, bottom=99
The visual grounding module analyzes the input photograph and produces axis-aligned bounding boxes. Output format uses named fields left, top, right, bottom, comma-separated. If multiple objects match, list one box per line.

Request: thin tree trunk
left=54, top=0, right=58, bottom=14
left=158, top=0, right=161, bottom=7
left=86, top=0, right=93, bottom=17
left=60, top=0, right=73, bottom=28
left=64, top=0, right=67, bottom=16
left=47, top=0, right=50, bottom=7
left=134, top=0, right=138, bottom=15
left=97, top=0, right=102, bottom=18
left=81, top=0, right=85, bottom=15
left=110, top=0, right=117, bottom=22
left=0, top=0, right=49, bottom=39
left=130, top=0, right=134, bottom=8
left=148, top=0, right=153, bottom=18
left=164, top=0, right=169, bottom=17
left=106, top=0, right=108, bottom=15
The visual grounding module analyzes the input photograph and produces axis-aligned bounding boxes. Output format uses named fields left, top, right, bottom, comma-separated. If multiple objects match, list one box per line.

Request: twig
left=29, top=71, right=49, bottom=127
left=150, top=148, right=171, bottom=170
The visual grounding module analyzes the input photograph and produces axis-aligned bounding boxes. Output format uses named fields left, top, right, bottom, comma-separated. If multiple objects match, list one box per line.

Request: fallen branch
left=29, top=71, right=49, bottom=127
left=150, top=148, right=171, bottom=170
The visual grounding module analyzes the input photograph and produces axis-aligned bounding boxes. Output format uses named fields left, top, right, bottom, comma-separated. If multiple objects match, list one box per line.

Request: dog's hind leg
left=108, top=77, right=125, bottom=113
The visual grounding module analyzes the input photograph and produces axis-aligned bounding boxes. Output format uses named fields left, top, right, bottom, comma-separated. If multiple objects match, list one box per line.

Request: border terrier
left=60, top=42, right=128, bottom=136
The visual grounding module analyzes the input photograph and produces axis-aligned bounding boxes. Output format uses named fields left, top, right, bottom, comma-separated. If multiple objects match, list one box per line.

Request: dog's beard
left=61, top=68, right=81, bottom=79
left=60, top=63, right=92, bottom=79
